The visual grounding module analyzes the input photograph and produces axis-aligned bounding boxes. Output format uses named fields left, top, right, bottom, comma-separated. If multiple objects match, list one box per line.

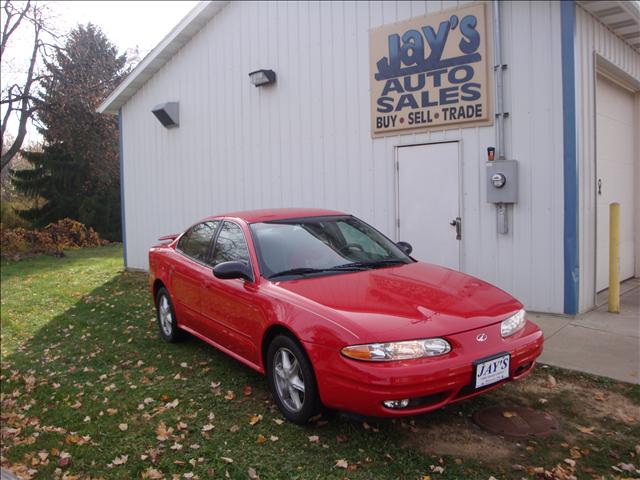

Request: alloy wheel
left=273, top=347, right=306, bottom=412
left=158, top=295, right=173, bottom=336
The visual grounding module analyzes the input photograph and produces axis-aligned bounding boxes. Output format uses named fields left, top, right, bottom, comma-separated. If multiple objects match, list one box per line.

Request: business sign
left=369, top=3, right=492, bottom=136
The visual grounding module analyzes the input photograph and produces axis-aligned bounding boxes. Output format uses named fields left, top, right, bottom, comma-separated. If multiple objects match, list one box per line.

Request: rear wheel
left=155, top=287, right=183, bottom=342
left=266, top=334, right=320, bottom=424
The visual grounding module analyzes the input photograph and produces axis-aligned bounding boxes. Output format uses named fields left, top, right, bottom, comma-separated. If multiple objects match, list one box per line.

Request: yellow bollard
left=608, top=202, right=620, bottom=313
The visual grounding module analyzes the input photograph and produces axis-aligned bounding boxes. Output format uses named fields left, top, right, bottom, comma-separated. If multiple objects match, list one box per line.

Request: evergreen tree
left=11, top=23, right=127, bottom=240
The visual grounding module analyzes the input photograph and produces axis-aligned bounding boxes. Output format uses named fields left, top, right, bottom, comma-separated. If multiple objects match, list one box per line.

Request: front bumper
left=304, top=320, right=543, bottom=417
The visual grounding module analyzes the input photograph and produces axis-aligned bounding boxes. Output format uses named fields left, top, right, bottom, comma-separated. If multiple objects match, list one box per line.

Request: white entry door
left=595, top=74, right=636, bottom=292
left=397, top=142, right=460, bottom=269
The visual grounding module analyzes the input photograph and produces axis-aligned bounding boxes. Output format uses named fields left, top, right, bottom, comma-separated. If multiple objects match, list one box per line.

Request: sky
left=1, top=0, right=200, bottom=144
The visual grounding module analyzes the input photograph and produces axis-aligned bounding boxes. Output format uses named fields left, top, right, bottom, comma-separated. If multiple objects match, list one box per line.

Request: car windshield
left=250, top=216, right=412, bottom=280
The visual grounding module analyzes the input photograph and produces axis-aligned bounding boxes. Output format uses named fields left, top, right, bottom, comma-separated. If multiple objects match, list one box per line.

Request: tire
left=266, top=334, right=321, bottom=424
left=155, top=287, right=183, bottom=342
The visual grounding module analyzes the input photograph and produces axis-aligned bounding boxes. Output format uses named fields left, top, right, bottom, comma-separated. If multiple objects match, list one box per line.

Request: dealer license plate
left=474, top=353, right=510, bottom=388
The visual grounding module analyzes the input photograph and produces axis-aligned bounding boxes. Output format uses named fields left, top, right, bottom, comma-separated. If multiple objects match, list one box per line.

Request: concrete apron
left=531, top=278, right=640, bottom=384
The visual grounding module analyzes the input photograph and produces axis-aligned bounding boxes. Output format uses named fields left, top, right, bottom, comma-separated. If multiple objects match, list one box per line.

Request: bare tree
left=0, top=0, right=55, bottom=172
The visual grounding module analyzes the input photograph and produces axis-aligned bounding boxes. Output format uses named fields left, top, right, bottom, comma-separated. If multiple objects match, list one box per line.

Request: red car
left=149, top=209, right=543, bottom=424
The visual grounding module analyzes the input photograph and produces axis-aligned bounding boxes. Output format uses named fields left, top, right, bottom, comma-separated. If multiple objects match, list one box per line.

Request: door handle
left=597, top=178, right=602, bottom=195
left=450, top=217, right=462, bottom=240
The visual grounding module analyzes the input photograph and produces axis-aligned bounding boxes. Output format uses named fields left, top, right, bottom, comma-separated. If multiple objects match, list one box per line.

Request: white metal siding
left=575, top=5, right=640, bottom=311
left=121, top=0, right=565, bottom=313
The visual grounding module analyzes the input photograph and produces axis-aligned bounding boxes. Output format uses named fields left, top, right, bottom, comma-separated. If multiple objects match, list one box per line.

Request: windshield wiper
left=268, top=266, right=364, bottom=279
left=336, top=259, right=408, bottom=270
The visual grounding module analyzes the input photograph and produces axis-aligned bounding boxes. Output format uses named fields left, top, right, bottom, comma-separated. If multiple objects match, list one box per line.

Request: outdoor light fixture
left=248, top=69, right=276, bottom=87
left=152, top=102, right=179, bottom=128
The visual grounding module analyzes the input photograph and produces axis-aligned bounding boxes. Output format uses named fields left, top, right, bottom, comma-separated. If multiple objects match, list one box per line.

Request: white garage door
left=595, top=74, right=637, bottom=292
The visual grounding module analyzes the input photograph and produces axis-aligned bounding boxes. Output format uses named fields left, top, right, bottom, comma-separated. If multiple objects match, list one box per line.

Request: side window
left=178, top=221, right=219, bottom=263
left=211, top=221, right=250, bottom=266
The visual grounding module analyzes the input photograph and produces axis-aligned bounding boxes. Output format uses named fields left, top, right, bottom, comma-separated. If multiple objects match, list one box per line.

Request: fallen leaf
left=202, top=424, right=215, bottom=432
left=273, top=419, right=284, bottom=425
left=256, top=434, right=267, bottom=444
left=229, top=425, right=240, bottom=433
left=249, top=414, right=262, bottom=426
left=118, top=423, right=128, bottom=431
left=593, top=391, right=605, bottom=401
left=502, top=411, right=517, bottom=418
left=170, top=442, right=183, bottom=451
left=270, top=435, right=279, bottom=442
left=112, top=454, right=128, bottom=466
left=224, top=390, right=235, bottom=401
left=547, top=375, right=557, bottom=388
left=564, top=458, right=576, bottom=467
left=618, top=462, right=638, bottom=473
left=308, top=435, right=320, bottom=443
left=336, top=435, right=349, bottom=443
left=141, top=467, right=164, bottom=479
left=430, top=465, right=444, bottom=474
left=243, top=385, right=252, bottom=396
left=156, top=421, right=173, bottom=441
left=577, top=425, right=595, bottom=434
left=165, top=399, right=179, bottom=409
left=538, top=398, right=548, bottom=404
left=221, top=457, right=234, bottom=464
left=335, top=459, right=348, bottom=469
left=248, top=467, right=259, bottom=479
left=58, top=456, right=71, bottom=468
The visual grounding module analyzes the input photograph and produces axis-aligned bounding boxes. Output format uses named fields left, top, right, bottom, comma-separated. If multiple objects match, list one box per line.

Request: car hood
left=272, top=262, right=522, bottom=343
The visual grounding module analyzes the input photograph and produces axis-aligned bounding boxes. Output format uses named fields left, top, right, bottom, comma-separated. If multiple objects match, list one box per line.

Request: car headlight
left=341, top=338, right=451, bottom=361
left=501, top=309, right=526, bottom=337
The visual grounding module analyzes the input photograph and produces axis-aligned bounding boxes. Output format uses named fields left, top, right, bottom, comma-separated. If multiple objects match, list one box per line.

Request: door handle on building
left=450, top=217, right=462, bottom=240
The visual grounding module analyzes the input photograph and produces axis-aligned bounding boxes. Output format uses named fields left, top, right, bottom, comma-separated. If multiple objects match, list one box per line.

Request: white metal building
left=98, top=0, right=640, bottom=315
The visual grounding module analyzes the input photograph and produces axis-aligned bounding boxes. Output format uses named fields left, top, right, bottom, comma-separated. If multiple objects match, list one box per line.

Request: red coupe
left=149, top=209, right=543, bottom=424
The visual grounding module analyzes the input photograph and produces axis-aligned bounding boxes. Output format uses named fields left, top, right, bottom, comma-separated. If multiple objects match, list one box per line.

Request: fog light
left=382, top=399, right=410, bottom=409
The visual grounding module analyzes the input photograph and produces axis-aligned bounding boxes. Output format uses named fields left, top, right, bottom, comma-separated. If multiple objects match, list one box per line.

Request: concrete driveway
left=532, top=278, right=639, bottom=384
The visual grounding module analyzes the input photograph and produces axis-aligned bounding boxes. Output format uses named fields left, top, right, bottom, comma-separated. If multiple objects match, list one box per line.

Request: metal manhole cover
left=473, top=406, right=559, bottom=437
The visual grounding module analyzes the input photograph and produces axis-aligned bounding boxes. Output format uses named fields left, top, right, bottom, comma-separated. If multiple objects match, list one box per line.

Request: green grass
left=1, top=246, right=639, bottom=479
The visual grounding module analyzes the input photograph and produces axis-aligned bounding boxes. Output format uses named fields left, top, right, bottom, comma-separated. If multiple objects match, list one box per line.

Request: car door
left=201, top=220, right=263, bottom=365
left=171, top=220, right=219, bottom=333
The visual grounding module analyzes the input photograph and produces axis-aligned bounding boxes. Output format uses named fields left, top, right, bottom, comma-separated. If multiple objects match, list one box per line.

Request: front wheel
left=266, top=334, right=320, bottom=424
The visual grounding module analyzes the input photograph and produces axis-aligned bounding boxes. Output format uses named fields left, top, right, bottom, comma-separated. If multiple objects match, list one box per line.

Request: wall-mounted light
left=248, top=69, right=276, bottom=87
left=152, top=102, right=179, bottom=128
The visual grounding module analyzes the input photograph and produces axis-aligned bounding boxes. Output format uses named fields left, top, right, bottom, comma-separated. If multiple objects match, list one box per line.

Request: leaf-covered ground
left=1, top=245, right=639, bottom=479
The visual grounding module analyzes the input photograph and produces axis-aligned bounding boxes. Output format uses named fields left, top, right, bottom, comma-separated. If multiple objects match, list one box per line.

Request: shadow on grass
left=1, top=270, right=273, bottom=478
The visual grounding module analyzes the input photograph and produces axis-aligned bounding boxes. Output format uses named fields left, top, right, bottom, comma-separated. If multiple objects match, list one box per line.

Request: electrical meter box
left=486, top=160, right=518, bottom=203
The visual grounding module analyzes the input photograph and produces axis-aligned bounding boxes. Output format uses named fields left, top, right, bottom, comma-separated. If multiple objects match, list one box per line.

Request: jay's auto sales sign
left=369, top=3, right=492, bottom=136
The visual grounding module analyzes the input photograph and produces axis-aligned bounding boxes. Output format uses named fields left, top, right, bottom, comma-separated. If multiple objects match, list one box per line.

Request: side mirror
left=212, top=261, right=253, bottom=281
left=396, top=241, right=413, bottom=255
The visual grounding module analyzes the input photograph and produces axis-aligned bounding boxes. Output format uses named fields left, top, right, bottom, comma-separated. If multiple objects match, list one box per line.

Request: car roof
left=204, top=208, right=347, bottom=223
